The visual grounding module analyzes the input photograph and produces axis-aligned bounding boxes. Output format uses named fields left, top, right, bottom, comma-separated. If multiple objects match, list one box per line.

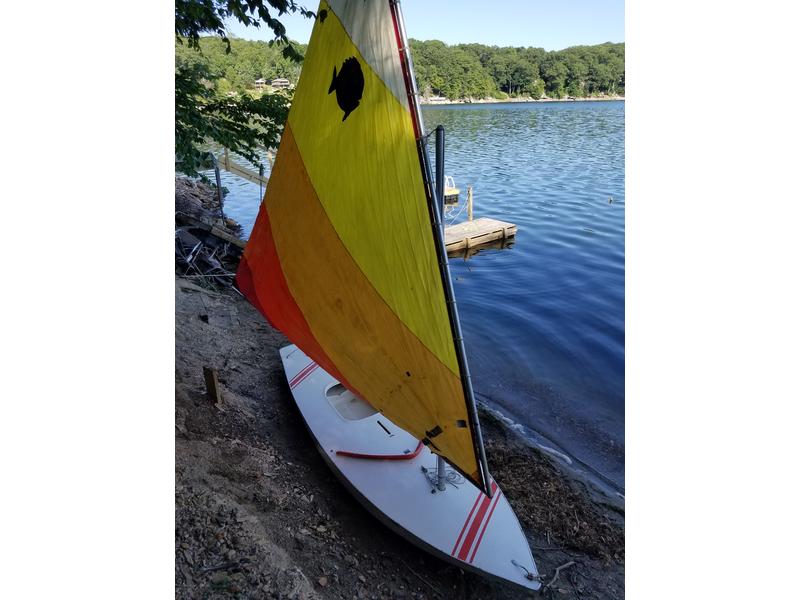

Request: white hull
left=280, top=345, right=541, bottom=592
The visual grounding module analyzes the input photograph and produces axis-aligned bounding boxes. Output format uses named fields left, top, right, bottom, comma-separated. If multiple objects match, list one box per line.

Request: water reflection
left=447, top=237, right=515, bottom=260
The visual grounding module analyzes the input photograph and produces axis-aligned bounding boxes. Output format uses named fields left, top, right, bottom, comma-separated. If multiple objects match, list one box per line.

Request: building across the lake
left=270, top=78, right=291, bottom=89
left=254, top=78, right=268, bottom=91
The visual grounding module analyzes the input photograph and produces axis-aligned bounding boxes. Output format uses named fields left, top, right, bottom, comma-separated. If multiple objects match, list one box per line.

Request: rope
left=444, top=197, right=468, bottom=225
left=420, top=462, right=465, bottom=489
left=511, top=559, right=542, bottom=582
left=335, top=440, right=424, bottom=460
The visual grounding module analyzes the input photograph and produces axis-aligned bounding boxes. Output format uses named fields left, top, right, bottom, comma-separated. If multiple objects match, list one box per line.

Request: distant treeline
left=176, top=35, right=624, bottom=100
left=410, top=40, right=624, bottom=100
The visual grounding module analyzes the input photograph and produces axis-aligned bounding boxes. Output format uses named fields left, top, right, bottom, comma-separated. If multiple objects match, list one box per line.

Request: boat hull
left=280, top=344, right=541, bottom=592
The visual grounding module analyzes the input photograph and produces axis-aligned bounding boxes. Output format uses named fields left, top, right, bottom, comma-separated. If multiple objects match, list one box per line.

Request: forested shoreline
left=177, top=36, right=624, bottom=101
left=411, top=40, right=623, bottom=100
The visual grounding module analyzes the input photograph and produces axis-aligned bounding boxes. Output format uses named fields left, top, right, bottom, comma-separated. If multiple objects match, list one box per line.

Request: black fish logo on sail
left=318, top=9, right=327, bottom=23
left=328, top=57, right=364, bottom=121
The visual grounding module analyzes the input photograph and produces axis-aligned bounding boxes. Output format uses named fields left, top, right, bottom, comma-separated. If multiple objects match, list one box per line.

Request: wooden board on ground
left=444, top=217, right=517, bottom=252
left=176, top=212, right=247, bottom=250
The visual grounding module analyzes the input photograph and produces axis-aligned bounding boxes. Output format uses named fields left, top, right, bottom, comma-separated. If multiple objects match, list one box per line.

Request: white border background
left=627, top=1, right=800, bottom=597
left=2, top=0, right=799, bottom=597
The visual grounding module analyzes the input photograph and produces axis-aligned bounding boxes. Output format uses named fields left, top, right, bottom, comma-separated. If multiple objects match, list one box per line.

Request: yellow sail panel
left=265, top=125, right=479, bottom=481
left=237, top=0, right=486, bottom=488
left=326, top=0, right=408, bottom=107
left=288, top=1, right=458, bottom=376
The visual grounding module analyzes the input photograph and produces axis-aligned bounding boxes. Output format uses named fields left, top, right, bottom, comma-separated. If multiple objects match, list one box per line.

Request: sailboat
left=236, top=0, right=540, bottom=591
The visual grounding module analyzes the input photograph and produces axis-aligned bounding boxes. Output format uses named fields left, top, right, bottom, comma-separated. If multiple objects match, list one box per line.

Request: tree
left=540, top=55, right=569, bottom=98
left=408, top=39, right=623, bottom=101
left=487, top=53, right=511, bottom=93
left=176, top=58, right=291, bottom=177
left=508, top=56, right=537, bottom=96
left=527, top=78, right=545, bottom=99
left=174, top=0, right=314, bottom=178
left=564, top=52, right=588, bottom=97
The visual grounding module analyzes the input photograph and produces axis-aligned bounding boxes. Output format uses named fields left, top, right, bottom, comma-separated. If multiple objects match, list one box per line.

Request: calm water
left=210, top=101, right=625, bottom=492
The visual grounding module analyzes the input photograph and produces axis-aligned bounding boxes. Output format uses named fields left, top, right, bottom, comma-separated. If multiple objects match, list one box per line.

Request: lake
left=210, top=100, right=625, bottom=493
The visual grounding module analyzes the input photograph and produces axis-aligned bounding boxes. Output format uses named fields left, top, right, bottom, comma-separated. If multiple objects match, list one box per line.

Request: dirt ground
left=175, top=276, right=625, bottom=599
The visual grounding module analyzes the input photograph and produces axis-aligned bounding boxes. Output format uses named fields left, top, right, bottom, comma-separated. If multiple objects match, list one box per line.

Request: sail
left=236, top=0, right=490, bottom=494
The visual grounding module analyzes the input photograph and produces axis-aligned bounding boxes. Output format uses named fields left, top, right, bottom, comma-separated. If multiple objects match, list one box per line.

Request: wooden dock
left=218, top=148, right=272, bottom=187
left=444, top=217, right=517, bottom=252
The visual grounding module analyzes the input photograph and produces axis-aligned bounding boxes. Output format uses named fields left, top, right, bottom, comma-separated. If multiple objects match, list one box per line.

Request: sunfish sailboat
left=236, top=0, right=540, bottom=591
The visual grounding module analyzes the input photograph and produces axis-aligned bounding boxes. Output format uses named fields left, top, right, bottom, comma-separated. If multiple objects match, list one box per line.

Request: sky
left=225, top=0, right=624, bottom=51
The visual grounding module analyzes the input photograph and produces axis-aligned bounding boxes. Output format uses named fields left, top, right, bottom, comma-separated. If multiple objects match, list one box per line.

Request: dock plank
left=444, top=217, right=517, bottom=251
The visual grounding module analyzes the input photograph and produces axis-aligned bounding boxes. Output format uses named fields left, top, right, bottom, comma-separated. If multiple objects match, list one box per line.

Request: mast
left=389, top=0, right=492, bottom=497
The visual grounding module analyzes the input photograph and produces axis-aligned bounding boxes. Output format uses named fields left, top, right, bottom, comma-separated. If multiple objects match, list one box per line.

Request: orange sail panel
left=236, top=0, right=486, bottom=490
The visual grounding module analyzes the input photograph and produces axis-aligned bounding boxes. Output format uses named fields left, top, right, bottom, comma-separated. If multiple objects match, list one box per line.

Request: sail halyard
left=236, top=0, right=491, bottom=496
left=387, top=0, right=492, bottom=497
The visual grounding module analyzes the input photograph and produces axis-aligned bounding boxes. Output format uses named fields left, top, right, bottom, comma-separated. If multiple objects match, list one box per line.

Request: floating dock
left=444, top=217, right=517, bottom=252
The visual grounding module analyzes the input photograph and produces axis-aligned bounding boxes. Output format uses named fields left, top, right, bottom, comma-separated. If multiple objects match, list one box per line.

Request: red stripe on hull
left=290, top=361, right=317, bottom=387
left=456, top=481, right=498, bottom=561
left=452, top=490, right=483, bottom=556
left=469, top=489, right=502, bottom=563
left=291, top=364, right=319, bottom=389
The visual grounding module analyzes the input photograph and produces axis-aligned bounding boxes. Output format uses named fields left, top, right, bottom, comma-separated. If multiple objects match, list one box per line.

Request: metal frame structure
left=389, top=0, right=492, bottom=497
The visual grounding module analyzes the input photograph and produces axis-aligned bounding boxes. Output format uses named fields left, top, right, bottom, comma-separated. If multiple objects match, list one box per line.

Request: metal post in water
left=436, top=455, right=447, bottom=492
left=435, top=125, right=445, bottom=223
left=259, top=162, right=264, bottom=200
left=211, top=153, right=225, bottom=222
